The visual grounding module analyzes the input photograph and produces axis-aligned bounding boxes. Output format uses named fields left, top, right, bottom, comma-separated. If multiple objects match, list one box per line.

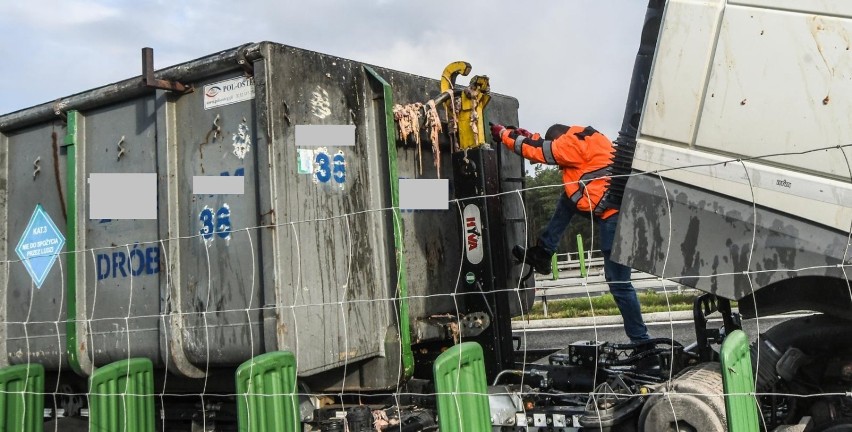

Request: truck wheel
left=638, top=362, right=727, bottom=432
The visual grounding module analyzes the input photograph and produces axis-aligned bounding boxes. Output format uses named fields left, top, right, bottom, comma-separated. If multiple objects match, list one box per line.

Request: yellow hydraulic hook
left=441, top=62, right=491, bottom=150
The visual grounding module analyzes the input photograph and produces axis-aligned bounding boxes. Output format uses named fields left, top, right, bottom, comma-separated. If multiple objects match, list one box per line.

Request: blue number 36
left=315, top=151, right=346, bottom=184
left=200, top=208, right=215, bottom=239
left=199, top=206, right=233, bottom=240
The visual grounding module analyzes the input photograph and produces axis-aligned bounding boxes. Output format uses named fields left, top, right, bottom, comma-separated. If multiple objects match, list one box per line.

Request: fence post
left=551, top=252, right=559, bottom=280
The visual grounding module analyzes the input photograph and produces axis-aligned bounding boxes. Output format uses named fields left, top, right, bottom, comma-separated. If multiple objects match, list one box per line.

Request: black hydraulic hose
left=474, top=281, right=495, bottom=319
left=607, top=0, right=666, bottom=207
left=751, top=314, right=852, bottom=391
left=610, top=337, right=684, bottom=350
left=384, top=410, right=437, bottom=432
left=606, top=338, right=683, bottom=366
left=608, top=348, right=669, bottom=366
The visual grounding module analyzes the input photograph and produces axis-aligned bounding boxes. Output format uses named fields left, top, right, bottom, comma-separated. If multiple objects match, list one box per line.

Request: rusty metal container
left=0, top=42, right=525, bottom=390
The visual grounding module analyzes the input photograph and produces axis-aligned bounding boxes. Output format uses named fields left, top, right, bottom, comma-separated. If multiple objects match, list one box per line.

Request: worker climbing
left=491, top=122, right=650, bottom=342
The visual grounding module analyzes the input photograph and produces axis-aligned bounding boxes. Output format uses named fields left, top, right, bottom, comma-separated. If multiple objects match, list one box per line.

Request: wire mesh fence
left=0, top=143, right=850, bottom=431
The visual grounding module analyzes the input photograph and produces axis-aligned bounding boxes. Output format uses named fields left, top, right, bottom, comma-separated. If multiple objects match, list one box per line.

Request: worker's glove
left=489, top=123, right=507, bottom=143
left=515, top=128, right=532, bottom=138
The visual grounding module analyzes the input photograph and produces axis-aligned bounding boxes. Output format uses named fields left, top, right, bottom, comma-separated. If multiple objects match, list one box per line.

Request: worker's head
left=544, top=124, right=570, bottom=140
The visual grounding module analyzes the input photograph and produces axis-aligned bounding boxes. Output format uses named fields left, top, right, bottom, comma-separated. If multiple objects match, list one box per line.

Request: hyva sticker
left=462, top=204, right=483, bottom=265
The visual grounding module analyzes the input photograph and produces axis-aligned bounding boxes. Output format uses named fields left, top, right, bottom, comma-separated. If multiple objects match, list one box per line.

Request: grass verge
left=517, top=290, right=704, bottom=320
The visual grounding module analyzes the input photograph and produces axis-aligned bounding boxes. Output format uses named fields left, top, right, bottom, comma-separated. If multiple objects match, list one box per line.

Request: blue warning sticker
left=15, top=205, right=66, bottom=288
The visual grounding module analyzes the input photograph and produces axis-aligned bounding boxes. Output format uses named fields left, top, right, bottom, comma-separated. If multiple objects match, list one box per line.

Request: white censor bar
left=399, top=179, right=449, bottom=210
left=193, top=176, right=245, bottom=195
left=88, top=173, right=158, bottom=220
left=296, top=125, right=356, bottom=147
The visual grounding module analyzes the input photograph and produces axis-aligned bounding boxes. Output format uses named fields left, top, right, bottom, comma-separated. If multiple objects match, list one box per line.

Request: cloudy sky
left=0, top=0, right=648, bottom=138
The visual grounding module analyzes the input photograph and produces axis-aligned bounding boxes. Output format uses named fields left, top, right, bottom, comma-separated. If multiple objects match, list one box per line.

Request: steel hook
left=213, top=114, right=222, bottom=140
left=32, top=157, right=41, bottom=180
left=116, top=135, right=127, bottom=161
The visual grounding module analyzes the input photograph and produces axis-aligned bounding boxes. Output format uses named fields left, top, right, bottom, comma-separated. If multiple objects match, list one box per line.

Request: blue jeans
left=539, top=192, right=650, bottom=342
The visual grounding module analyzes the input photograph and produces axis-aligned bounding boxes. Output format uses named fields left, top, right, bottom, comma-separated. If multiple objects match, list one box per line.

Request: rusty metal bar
left=142, top=47, right=192, bottom=93
left=0, top=43, right=265, bottom=131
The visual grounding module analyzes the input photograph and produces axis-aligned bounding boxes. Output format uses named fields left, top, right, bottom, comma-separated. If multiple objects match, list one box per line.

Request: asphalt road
left=512, top=313, right=812, bottom=354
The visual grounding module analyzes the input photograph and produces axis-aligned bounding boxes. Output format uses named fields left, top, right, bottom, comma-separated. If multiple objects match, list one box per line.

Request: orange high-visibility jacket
left=500, top=125, right=618, bottom=219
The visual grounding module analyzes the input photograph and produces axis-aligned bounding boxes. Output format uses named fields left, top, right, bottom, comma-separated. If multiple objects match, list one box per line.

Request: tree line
left=522, top=166, right=601, bottom=256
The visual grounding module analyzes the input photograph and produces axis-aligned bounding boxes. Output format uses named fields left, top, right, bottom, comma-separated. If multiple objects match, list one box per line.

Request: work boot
left=512, top=245, right=553, bottom=275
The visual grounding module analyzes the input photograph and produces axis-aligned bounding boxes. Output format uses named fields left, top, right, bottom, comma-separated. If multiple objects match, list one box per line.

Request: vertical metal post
left=63, top=110, right=83, bottom=375
left=551, top=252, right=559, bottom=280
left=364, top=66, right=415, bottom=379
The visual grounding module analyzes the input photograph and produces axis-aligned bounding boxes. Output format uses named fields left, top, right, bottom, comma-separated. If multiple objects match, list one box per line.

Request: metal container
left=0, top=42, right=525, bottom=390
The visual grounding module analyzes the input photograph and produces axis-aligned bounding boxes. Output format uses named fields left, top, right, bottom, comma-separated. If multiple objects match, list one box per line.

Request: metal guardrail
left=552, top=250, right=604, bottom=271
left=533, top=250, right=688, bottom=317
left=536, top=250, right=605, bottom=282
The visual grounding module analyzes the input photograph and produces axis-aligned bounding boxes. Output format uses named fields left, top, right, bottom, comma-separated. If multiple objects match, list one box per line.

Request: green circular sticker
left=465, top=272, right=476, bottom=284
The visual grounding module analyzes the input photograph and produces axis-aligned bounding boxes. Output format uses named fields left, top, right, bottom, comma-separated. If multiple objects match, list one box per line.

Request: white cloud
left=0, top=0, right=648, bottom=140
left=347, top=33, right=470, bottom=80
left=0, top=0, right=120, bottom=28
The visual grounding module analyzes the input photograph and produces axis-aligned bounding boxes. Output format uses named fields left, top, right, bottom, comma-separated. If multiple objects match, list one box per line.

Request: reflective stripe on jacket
left=500, top=125, right=618, bottom=219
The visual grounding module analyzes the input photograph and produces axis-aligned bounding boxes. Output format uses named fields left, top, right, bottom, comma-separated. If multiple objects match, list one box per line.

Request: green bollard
left=235, top=351, right=300, bottom=432
left=433, top=342, right=491, bottom=432
left=721, top=330, right=760, bottom=432
left=89, top=358, right=155, bottom=432
left=0, top=363, right=44, bottom=432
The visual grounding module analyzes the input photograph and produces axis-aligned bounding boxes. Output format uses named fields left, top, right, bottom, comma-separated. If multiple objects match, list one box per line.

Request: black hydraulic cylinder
left=608, top=0, right=666, bottom=206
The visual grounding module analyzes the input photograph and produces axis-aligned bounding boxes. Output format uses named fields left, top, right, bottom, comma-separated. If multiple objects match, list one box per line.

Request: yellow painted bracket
left=440, top=62, right=491, bottom=150
left=468, top=75, right=490, bottom=147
